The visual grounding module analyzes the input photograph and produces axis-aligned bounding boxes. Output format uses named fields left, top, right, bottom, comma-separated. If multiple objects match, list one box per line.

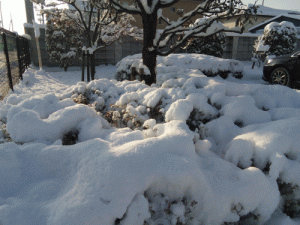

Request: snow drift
left=1, top=55, right=300, bottom=224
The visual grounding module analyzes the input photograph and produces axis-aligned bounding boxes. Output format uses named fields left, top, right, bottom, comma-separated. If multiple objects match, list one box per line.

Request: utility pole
left=33, top=20, right=43, bottom=70
left=0, top=1, right=3, bottom=28
left=24, top=0, right=35, bottom=24
left=262, top=0, right=264, bottom=6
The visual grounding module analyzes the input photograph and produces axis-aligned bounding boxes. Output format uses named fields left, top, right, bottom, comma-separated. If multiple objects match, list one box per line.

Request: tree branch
left=108, top=0, right=142, bottom=15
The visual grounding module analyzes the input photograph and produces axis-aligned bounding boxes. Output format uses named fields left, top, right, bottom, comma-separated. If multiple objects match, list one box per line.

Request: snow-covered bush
left=278, top=179, right=300, bottom=218
left=44, top=8, right=82, bottom=71
left=254, top=21, right=297, bottom=57
left=0, top=121, right=11, bottom=144
left=67, top=75, right=220, bottom=134
left=186, top=32, right=226, bottom=58
left=224, top=117, right=300, bottom=218
left=116, top=54, right=244, bottom=81
left=4, top=58, right=300, bottom=224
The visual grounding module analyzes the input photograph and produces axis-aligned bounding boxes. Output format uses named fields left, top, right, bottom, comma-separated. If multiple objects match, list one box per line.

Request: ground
left=0, top=58, right=300, bottom=225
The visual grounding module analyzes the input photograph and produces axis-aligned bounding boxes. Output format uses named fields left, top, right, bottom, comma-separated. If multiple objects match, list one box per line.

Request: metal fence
left=0, top=28, right=31, bottom=100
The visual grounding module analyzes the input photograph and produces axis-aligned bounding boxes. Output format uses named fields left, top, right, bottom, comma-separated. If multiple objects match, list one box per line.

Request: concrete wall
left=25, top=27, right=300, bottom=67
left=93, top=36, right=143, bottom=65
left=25, top=27, right=57, bottom=67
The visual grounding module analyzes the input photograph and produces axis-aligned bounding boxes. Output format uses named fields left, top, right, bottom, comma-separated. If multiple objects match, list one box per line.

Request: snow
left=265, top=21, right=297, bottom=33
left=165, top=99, right=194, bottom=122
left=117, top=53, right=244, bottom=82
left=33, top=20, right=41, bottom=38
left=0, top=54, right=300, bottom=225
left=140, top=0, right=159, bottom=14
left=22, top=34, right=32, bottom=40
left=256, top=40, right=270, bottom=52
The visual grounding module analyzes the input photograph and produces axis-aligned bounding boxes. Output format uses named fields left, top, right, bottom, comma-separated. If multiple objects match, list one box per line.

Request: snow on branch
left=152, top=0, right=257, bottom=55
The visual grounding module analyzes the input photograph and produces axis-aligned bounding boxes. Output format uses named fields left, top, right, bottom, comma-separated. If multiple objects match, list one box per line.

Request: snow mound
left=0, top=121, right=279, bottom=225
left=225, top=117, right=300, bottom=181
left=116, top=53, right=244, bottom=81
left=6, top=104, right=108, bottom=143
left=2, top=55, right=300, bottom=224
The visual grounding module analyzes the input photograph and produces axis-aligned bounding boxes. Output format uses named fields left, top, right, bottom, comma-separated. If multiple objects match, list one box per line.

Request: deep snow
left=0, top=59, right=300, bottom=225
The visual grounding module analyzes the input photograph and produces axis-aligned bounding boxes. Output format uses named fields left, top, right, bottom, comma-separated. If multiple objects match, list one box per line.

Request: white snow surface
left=0, top=56, right=300, bottom=225
left=117, top=54, right=244, bottom=82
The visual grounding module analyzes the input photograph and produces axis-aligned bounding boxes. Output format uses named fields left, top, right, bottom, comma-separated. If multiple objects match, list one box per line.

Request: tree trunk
left=141, top=12, right=158, bottom=86
left=64, top=65, right=68, bottom=71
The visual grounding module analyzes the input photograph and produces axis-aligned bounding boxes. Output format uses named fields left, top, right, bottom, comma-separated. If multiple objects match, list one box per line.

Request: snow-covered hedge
left=186, top=32, right=226, bottom=58
left=116, top=54, right=244, bottom=81
left=1, top=61, right=300, bottom=224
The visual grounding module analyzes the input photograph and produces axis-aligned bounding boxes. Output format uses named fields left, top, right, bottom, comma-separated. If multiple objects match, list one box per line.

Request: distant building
left=122, top=0, right=205, bottom=29
left=248, top=14, right=300, bottom=34
left=220, top=4, right=300, bottom=33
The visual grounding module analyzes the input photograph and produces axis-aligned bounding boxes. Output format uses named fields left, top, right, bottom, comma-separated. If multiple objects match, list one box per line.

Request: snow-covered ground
left=0, top=56, right=300, bottom=225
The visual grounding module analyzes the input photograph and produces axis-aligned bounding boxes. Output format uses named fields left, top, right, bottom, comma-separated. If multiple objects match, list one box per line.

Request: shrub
left=254, top=21, right=297, bottom=57
left=116, top=54, right=244, bottom=81
left=186, top=32, right=226, bottom=58
left=44, top=8, right=82, bottom=71
left=62, top=130, right=79, bottom=145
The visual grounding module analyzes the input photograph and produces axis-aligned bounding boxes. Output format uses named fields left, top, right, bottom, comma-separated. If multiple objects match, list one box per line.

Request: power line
left=9, top=13, right=13, bottom=31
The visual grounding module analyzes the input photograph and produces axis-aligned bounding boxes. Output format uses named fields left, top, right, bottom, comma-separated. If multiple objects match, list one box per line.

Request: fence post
left=81, top=50, right=85, bottom=81
left=2, top=33, right=14, bottom=91
left=16, top=36, right=23, bottom=80
left=131, top=67, right=137, bottom=81
left=139, top=68, right=144, bottom=82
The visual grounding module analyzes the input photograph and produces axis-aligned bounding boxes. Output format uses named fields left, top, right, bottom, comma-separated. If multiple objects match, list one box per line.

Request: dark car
left=263, top=51, right=300, bottom=87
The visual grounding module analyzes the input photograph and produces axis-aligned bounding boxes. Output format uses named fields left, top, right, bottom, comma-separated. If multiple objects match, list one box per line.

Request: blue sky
left=1, top=0, right=300, bottom=35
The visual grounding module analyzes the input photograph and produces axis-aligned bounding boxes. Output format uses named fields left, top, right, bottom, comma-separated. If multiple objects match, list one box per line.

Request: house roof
left=247, top=4, right=300, bottom=17
left=248, top=14, right=300, bottom=33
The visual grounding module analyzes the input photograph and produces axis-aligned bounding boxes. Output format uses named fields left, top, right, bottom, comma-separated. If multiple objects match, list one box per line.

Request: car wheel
left=269, top=67, right=291, bottom=87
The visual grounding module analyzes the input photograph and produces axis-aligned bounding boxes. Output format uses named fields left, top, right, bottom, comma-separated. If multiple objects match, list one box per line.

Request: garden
left=0, top=53, right=300, bottom=224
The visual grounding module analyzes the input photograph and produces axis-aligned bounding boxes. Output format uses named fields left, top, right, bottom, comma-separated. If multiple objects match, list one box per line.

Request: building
left=123, top=0, right=205, bottom=29
left=220, top=4, right=300, bottom=33
left=248, top=14, right=300, bottom=34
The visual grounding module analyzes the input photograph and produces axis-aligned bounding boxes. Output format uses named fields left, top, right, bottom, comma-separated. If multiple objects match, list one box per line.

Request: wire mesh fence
left=0, top=28, right=31, bottom=100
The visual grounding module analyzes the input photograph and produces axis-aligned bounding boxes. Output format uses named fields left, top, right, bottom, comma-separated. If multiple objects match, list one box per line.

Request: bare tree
left=31, top=0, right=142, bottom=50
left=91, top=0, right=256, bottom=85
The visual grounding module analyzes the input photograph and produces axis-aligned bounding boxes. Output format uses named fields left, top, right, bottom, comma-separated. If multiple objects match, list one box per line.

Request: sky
left=1, top=0, right=300, bottom=35
left=1, top=0, right=27, bottom=34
